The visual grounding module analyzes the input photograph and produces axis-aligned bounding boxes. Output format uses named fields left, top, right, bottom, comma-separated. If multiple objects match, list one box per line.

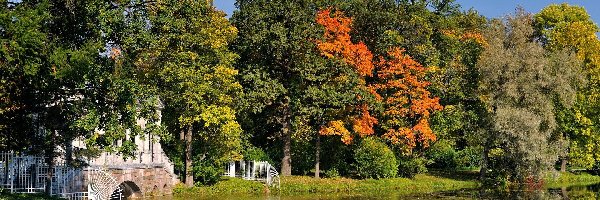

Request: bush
left=425, top=141, right=481, bottom=170
left=425, top=140, right=457, bottom=169
left=323, top=168, right=340, bottom=178
left=455, top=147, right=481, bottom=170
left=194, top=161, right=223, bottom=185
left=242, top=146, right=273, bottom=163
left=398, top=157, right=428, bottom=178
left=354, top=137, right=398, bottom=179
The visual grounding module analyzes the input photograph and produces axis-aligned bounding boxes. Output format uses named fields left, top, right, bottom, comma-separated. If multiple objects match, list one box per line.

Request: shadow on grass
left=0, top=191, right=62, bottom=200
left=427, top=169, right=480, bottom=182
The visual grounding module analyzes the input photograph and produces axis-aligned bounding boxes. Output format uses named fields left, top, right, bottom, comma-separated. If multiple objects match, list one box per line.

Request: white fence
left=0, top=151, right=122, bottom=200
left=224, top=160, right=280, bottom=188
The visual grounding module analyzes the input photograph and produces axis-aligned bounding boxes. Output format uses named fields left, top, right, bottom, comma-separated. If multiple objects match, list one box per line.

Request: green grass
left=545, top=171, right=600, bottom=188
left=0, top=192, right=61, bottom=200
left=174, top=172, right=479, bottom=198
left=279, top=173, right=478, bottom=195
left=174, top=177, right=269, bottom=197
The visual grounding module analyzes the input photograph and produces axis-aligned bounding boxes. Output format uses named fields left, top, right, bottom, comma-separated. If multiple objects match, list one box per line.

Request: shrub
left=455, top=147, right=481, bottom=170
left=242, top=146, right=273, bottom=163
left=425, top=140, right=457, bottom=169
left=323, top=168, right=340, bottom=178
left=354, top=137, right=398, bottom=179
left=194, top=161, right=223, bottom=185
left=398, top=157, right=428, bottom=178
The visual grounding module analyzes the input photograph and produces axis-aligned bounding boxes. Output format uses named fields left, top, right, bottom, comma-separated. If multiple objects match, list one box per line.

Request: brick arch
left=118, top=181, right=143, bottom=198
left=107, top=167, right=176, bottom=197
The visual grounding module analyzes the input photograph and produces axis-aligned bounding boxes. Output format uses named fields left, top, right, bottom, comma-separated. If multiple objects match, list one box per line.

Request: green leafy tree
left=0, top=0, right=161, bottom=193
left=534, top=3, right=600, bottom=170
left=232, top=0, right=321, bottom=176
left=138, top=0, right=243, bottom=186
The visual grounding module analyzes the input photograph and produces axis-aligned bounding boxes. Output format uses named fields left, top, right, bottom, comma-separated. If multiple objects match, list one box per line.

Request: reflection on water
left=142, top=182, right=600, bottom=200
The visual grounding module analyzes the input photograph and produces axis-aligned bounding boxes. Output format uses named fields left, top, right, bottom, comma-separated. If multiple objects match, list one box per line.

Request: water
left=142, top=183, right=600, bottom=200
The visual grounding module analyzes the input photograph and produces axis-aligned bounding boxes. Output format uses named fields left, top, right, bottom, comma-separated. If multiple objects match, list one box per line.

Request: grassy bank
left=0, top=192, right=61, bottom=200
left=545, top=172, right=600, bottom=188
left=174, top=172, right=479, bottom=198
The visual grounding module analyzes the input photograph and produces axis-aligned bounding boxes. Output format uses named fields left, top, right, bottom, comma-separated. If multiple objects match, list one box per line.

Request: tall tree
left=233, top=0, right=325, bottom=176
left=477, top=9, right=581, bottom=183
left=373, top=48, right=443, bottom=154
left=534, top=3, right=600, bottom=170
left=0, top=0, right=161, bottom=193
left=314, top=8, right=377, bottom=178
left=143, top=0, right=243, bottom=186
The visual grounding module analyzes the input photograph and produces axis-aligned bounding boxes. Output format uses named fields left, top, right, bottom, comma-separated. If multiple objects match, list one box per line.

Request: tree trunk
left=315, top=134, right=320, bottom=179
left=45, top=130, right=56, bottom=195
left=560, top=158, right=567, bottom=172
left=185, top=126, right=194, bottom=186
left=280, top=100, right=292, bottom=176
left=561, top=186, right=568, bottom=199
left=65, top=140, right=72, bottom=166
left=180, top=128, right=185, bottom=141
left=480, top=145, right=490, bottom=181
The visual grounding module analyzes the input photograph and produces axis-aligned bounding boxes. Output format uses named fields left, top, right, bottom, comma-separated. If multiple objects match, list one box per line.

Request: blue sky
left=214, top=0, right=600, bottom=25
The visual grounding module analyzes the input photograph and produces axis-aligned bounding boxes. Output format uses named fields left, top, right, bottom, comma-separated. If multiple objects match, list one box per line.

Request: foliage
left=455, top=147, right=482, bottom=170
left=242, top=146, right=272, bottom=163
left=323, top=168, right=340, bottom=178
left=373, top=48, right=443, bottom=154
left=534, top=3, right=600, bottom=170
left=193, top=160, right=223, bottom=186
left=545, top=172, right=600, bottom=188
left=353, top=137, right=398, bottom=179
left=232, top=0, right=331, bottom=176
left=478, top=9, right=582, bottom=182
left=145, top=0, right=243, bottom=185
left=315, top=9, right=377, bottom=145
left=425, top=140, right=458, bottom=169
left=315, top=8, right=374, bottom=77
left=397, top=156, right=428, bottom=178
left=425, top=140, right=481, bottom=170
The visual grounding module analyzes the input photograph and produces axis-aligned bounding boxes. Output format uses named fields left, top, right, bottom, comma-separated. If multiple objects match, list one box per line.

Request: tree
left=233, top=0, right=327, bottom=176
left=315, top=8, right=377, bottom=143
left=0, top=0, right=161, bottom=193
left=534, top=3, right=600, bottom=170
left=143, top=0, right=243, bottom=186
left=373, top=48, right=443, bottom=154
left=477, top=9, right=581, bottom=183
left=314, top=8, right=378, bottom=178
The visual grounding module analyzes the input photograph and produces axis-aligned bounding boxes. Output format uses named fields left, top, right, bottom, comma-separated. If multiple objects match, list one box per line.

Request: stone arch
left=116, top=181, right=143, bottom=199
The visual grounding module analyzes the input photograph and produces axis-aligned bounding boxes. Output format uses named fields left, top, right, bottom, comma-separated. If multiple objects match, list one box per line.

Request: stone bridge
left=74, top=132, right=179, bottom=199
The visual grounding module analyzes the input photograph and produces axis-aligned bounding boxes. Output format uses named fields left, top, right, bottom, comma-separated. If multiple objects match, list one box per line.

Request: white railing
left=224, top=160, right=280, bottom=188
left=0, top=151, right=124, bottom=200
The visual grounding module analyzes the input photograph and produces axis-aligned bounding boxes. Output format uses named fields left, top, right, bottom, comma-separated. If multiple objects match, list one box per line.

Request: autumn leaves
left=315, top=9, right=442, bottom=153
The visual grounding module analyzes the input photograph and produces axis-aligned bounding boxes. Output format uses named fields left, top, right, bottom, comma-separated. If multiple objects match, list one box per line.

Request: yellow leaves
left=460, top=31, right=488, bottom=46
left=441, top=29, right=487, bottom=47
left=319, top=120, right=352, bottom=144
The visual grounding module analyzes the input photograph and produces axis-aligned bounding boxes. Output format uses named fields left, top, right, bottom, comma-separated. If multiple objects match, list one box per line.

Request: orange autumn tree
left=372, top=48, right=443, bottom=154
left=315, top=8, right=377, bottom=144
